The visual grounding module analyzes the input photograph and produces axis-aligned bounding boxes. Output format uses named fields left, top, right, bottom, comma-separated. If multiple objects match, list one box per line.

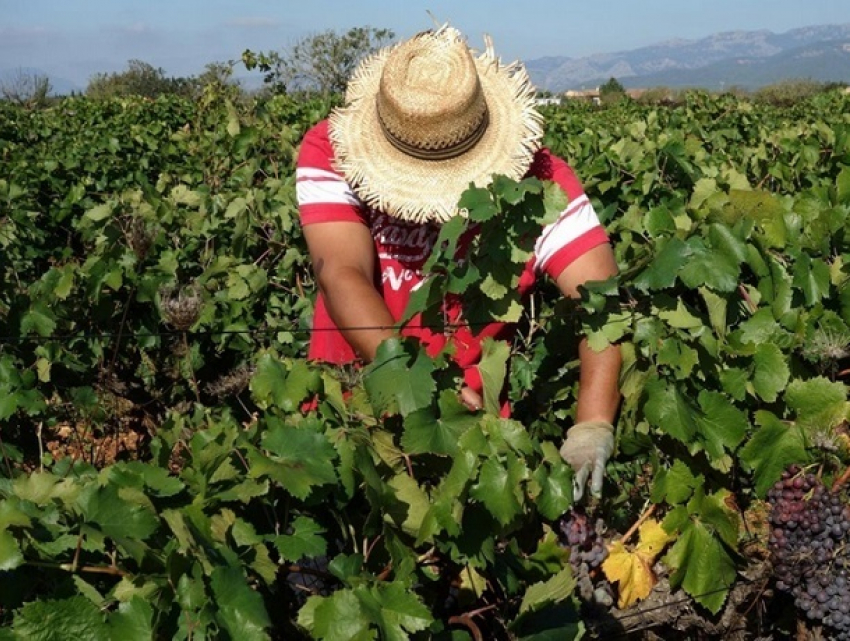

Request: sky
left=2, top=0, right=850, bottom=90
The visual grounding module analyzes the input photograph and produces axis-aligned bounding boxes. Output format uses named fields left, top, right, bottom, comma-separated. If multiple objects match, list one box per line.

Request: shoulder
left=296, top=119, right=369, bottom=225
left=527, top=148, right=585, bottom=200
left=297, top=119, right=335, bottom=170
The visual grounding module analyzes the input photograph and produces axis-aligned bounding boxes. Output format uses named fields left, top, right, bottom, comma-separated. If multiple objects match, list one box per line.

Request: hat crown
left=375, top=29, right=489, bottom=159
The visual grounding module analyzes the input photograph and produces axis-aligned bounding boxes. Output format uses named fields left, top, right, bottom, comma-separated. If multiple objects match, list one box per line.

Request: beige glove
left=559, top=421, right=615, bottom=501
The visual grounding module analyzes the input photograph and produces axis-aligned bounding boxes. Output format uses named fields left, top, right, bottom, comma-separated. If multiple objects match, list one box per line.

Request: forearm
left=320, top=267, right=395, bottom=362
left=574, top=338, right=621, bottom=424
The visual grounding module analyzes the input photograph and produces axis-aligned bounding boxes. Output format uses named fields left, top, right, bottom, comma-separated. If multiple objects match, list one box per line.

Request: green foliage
left=243, top=26, right=395, bottom=96
left=599, top=76, right=627, bottom=105
left=85, top=60, right=198, bottom=99
left=753, top=78, right=837, bottom=106
left=1, top=89, right=850, bottom=637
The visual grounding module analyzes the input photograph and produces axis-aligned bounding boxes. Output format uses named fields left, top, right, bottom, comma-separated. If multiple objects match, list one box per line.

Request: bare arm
left=555, top=243, right=622, bottom=424
left=303, top=221, right=394, bottom=361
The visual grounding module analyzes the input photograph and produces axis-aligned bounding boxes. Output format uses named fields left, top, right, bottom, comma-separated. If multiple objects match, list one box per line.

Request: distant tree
left=86, top=60, right=196, bottom=99
left=243, top=26, right=395, bottom=96
left=753, top=78, right=828, bottom=106
left=197, top=62, right=236, bottom=88
left=194, top=61, right=245, bottom=100
left=636, top=86, right=677, bottom=106
left=599, top=77, right=627, bottom=105
left=1, top=68, right=52, bottom=108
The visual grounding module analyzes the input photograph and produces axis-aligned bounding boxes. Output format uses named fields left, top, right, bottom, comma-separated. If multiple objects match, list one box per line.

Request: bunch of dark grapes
left=767, top=466, right=850, bottom=639
left=558, top=508, right=613, bottom=605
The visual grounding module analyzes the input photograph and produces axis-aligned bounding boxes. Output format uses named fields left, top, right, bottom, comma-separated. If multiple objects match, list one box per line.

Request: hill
left=525, top=23, right=850, bottom=91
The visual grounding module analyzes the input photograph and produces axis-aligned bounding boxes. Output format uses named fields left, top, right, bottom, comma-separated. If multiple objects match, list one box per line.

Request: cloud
left=117, top=22, right=155, bottom=35
left=225, top=16, right=279, bottom=29
left=0, top=26, right=56, bottom=46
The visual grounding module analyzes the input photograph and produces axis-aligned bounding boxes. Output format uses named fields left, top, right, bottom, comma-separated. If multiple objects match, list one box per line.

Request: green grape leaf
left=0, top=500, right=31, bottom=530
left=0, top=530, right=24, bottom=571
left=679, top=238, right=739, bottom=293
left=271, top=516, right=327, bottom=562
left=725, top=189, right=787, bottom=248
left=254, top=419, right=337, bottom=499
left=421, top=215, right=468, bottom=273
left=650, top=460, right=703, bottom=505
left=478, top=337, right=510, bottom=415
left=785, top=377, right=850, bottom=432
left=470, top=455, right=525, bottom=526
left=357, top=583, right=433, bottom=641
left=84, top=203, right=113, bottom=222
left=299, top=590, right=370, bottom=641
left=13, top=596, right=110, bottom=641
left=402, top=390, right=479, bottom=456
left=643, top=379, right=698, bottom=444
left=210, top=566, right=271, bottom=641
left=657, top=338, right=699, bottom=379
left=107, top=598, right=154, bottom=641
left=77, top=484, right=158, bottom=541
left=20, top=303, right=57, bottom=337
left=793, top=254, right=831, bottom=306
left=251, top=355, right=321, bottom=412
left=656, top=299, right=702, bottom=330
left=633, top=237, right=691, bottom=292
left=699, top=288, right=727, bottom=338
left=519, top=567, right=577, bottom=615
left=695, top=391, right=749, bottom=459
left=384, top=473, right=430, bottom=537
left=736, top=308, right=791, bottom=347
left=417, top=450, right=478, bottom=543
left=459, top=185, right=499, bottom=222
left=752, top=343, right=790, bottom=403
left=837, top=166, right=850, bottom=205
left=364, top=338, right=435, bottom=417
left=106, top=461, right=184, bottom=497
left=531, top=460, right=574, bottom=520
left=481, top=272, right=509, bottom=300
left=12, top=472, right=59, bottom=505
left=688, top=488, right=740, bottom=549
left=740, top=410, right=809, bottom=496
left=663, top=519, right=736, bottom=614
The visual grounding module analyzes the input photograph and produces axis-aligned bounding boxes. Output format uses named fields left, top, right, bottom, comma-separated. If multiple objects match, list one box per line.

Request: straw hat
left=329, top=25, right=544, bottom=223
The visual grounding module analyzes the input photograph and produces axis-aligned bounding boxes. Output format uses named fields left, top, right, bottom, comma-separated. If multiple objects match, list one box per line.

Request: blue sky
left=2, top=0, right=849, bottom=89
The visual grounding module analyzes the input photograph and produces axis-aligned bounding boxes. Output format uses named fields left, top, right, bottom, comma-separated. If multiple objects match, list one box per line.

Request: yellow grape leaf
left=602, top=518, right=675, bottom=609
left=602, top=541, right=656, bottom=608
left=634, top=519, right=675, bottom=559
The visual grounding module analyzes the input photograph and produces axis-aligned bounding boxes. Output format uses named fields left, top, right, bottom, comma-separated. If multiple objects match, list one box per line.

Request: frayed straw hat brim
left=329, top=31, right=544, bottom=223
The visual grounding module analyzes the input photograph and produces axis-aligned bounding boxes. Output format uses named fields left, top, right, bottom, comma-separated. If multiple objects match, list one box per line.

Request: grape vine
left=0, top=87, right=849, bottom=638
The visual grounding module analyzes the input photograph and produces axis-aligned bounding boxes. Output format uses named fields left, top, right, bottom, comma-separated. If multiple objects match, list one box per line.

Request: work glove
left=559, top=421, right=615, bottom=501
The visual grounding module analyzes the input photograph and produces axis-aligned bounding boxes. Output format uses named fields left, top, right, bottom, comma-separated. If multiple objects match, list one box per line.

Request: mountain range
left=524, top=23, right=850, bottom=92
left=3, top=23, right=850, bottom=97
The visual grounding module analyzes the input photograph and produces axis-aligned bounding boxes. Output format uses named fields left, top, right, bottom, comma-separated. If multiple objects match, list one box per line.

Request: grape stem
left=830, top=464, right=850, bottom=493
left=620, top=503, right=657, bottom=545
left=447, top=614, right=482, bottom=641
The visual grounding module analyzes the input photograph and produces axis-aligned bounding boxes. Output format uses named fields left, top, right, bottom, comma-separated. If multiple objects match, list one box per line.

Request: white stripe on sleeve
left=534, top=195, right=602, bottom=272
left=296, top=168, right=363, bottom=207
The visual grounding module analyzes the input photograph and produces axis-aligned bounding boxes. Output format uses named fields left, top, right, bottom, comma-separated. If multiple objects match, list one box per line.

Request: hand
left=459, top=386, right=483, bottom=412
left=559, top=421, right=615, bottom=501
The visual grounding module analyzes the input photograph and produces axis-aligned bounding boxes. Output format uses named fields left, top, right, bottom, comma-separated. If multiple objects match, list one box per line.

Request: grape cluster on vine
left=558, top=508, right=613, bottom=606
left=767, top=466, right=850, bottom=639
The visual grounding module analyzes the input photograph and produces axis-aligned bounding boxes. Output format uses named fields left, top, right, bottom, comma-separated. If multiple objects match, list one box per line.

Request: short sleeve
left=297, top=120, right=368, bottom=226
left=528, top=149, right=610, bottom=280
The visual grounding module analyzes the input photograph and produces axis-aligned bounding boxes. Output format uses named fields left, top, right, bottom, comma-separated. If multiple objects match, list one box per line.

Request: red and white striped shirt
left=296, top=119, right=609, bottom=395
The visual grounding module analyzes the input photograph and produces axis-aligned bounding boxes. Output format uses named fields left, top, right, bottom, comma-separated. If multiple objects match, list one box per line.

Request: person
left=295, top=25, right=621, bottom=500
